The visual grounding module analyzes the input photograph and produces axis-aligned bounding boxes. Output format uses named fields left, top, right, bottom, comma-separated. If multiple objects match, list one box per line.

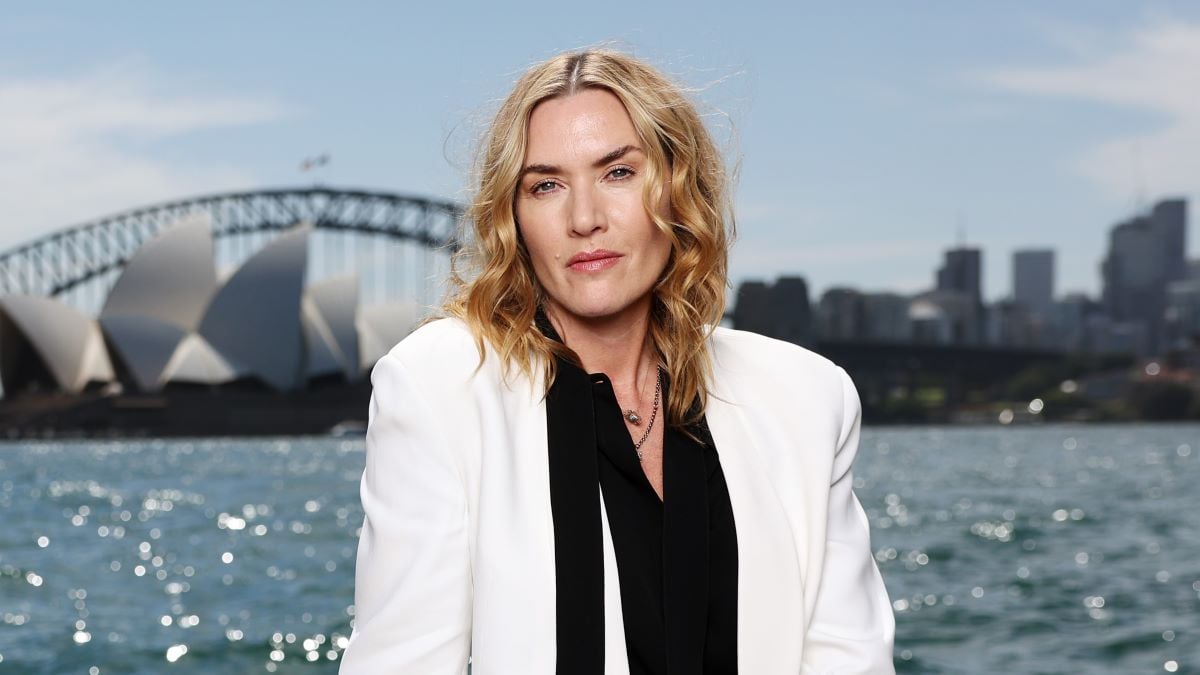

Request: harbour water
left=1, top=424, right=1197, bottom=673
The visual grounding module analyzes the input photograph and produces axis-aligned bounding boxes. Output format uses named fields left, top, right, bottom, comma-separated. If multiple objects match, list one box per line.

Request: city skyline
left=737, top=196, right=1195, bottom=357
left=743, top=194, right=1191, bottom=302
left=2, top=4, right=1200, bottom=302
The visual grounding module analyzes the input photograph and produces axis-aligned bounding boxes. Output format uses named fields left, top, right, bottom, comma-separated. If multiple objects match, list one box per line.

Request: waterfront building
left=1166, top=278, right=1200, bottom=348
left=908, top=297, right=952, bottom=344
left=1046, top=293, right=1098, bottom=353
left=1013, top=249, right=1054, bottom=317
left=732, top=276, right=814, bottom=345
left=817, top=287, right=864, bottom=341
left=936, top=247, right=983, bottom=306
left=1101, top=198, right=1188, bottom=354
left=732, top=280, right=772, bottom=337
left=986, top=299, right=1038, bottom=348
left=1090, top=316, right=1150, bottom=356
left=861, top=292, right=913, bottom=342
left=934, top=246, right=984, bottom=343
left=911, top=289, right=979, bottom=345
left=1186, top=259, right=1200, bottom=281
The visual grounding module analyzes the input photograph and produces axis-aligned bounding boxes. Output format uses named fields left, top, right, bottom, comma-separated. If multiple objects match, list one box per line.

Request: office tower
left=1013, top=249, right=1054, bottom=316
left=1101, top=198, right=1189, bottom=354
left=861, top=293, right=913, bottom=342
left=733, top=281, right=772, bottom=337
left=1166, top=278, right=1200, bottom=347
left=936, top=247, right=983, bottom=306
left=817, top=288, right=864, bottom=340
left=934, top=246, right=983, bottom=343
left=1154, top=199, right=1187, bottom=282
left=732, top=276, right=813, bottom=345
left=771, top=277, right=814, bottom=345
left=818, top=289, right=913, bottom=342
left=912, top=289, right=981, bottom=344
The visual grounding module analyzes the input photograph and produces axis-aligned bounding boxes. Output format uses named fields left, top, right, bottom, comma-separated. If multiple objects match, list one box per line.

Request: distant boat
left=328, top=420, right=367, bottom=437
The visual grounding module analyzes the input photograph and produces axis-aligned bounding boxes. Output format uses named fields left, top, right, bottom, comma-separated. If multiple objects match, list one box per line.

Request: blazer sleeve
left=801, top=367, right=896, bottom=674
left=339, top=351, right=472, bottom=674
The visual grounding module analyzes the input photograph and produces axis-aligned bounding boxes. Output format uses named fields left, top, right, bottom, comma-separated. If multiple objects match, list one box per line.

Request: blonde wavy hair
left=443, top=47, right=734, bottom=429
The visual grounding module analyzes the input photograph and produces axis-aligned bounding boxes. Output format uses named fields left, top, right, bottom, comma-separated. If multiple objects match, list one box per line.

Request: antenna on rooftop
left=1132, top=142, right=1148, bottom=213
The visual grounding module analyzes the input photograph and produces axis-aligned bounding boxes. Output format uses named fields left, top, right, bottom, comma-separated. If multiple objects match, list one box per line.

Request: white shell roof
left=99, top=315, right=187, bottom=391
left=357, top=301, right=422, bottom=371
left=0, top=214, right=438, bottom=397
left=303, top=298, right=344, bottom=379
left=161, top=333, right=238, bottom=385
left=303, top=275, right=360, bottom=380
left=198, top=224, right=310, bottom=391
left=0, top=295, right=114, bottom=393
left=101, top=213, right=217, bottom=331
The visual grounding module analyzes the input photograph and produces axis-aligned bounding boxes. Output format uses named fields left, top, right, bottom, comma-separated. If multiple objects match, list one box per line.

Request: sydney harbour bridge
left=0, top=187, right=461, bottom=316
left=0, top=187, right=462, bottom=436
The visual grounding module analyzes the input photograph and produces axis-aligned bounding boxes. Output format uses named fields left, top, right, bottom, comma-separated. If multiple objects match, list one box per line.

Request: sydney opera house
left=0, top=215, right=421, bottom=436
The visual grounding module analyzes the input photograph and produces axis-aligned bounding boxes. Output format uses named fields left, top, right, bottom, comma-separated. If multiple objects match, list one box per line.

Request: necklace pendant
left=623, top=409, right=641, bottom=425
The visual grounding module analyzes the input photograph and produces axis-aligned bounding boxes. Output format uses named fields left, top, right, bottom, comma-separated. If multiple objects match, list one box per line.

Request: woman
left=340, top=48, right=894, bottom=674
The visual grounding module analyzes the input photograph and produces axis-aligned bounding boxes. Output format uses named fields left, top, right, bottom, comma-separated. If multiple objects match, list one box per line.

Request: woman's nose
left=568, top=185, right=606, bottom=236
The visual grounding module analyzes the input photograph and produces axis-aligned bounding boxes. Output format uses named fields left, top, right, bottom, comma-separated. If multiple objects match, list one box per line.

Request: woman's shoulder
left=387, top=316, right=475, bottom=357
left=377, top=316, right=489, bottom=384
left=709, top=325, right=846, bottom=386
left=708, top=326, right=860, bottom=450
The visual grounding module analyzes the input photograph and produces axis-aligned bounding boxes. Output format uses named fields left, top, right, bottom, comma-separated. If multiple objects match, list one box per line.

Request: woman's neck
left=545, top=297, right=657, bottom=387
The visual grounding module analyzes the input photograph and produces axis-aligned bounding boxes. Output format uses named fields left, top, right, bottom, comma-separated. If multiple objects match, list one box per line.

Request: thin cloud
left=0, top=63, right=288, bottom=250
left=730, top=238, right=938, bottom=295
left=978, top=17, right=1200, bottom=200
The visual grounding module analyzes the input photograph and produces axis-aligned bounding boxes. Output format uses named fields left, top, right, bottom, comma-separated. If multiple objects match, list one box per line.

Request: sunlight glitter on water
left=855, top=424, right=1199, bottom=674
left=1, top=427, right=1197, bottom=673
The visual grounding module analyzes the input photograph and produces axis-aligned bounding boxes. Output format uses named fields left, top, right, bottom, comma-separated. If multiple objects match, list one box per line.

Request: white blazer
left=340, top=317, right=895, bottom=674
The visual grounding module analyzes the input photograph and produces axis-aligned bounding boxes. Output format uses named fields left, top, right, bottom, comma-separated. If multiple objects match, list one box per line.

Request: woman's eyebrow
left=519, top=145, right=643, bottom=180
left=594, top=144, right=641, bottom=167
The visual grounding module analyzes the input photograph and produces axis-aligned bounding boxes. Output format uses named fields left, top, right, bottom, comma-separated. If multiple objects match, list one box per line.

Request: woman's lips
left=566, top=250, right=623, bottom=272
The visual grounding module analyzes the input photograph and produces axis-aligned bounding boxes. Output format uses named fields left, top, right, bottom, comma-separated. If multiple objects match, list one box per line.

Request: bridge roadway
left=814, top=339, right=1131, bottom=412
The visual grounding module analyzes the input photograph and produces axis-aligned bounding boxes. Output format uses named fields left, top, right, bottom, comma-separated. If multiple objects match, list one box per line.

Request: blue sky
left=2, top=2, right=1198, bottom=302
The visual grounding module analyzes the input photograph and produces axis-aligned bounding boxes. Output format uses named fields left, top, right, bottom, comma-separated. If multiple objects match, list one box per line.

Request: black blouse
left=543, top=330, right=739, bottom=674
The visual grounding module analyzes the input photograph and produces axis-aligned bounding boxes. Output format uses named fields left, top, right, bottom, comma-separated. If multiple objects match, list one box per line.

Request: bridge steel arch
left=0, top=187, right=463, bottom=299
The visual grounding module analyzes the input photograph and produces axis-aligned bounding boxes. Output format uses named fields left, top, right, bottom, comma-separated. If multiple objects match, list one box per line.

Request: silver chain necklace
left=626, top=366, right=662, bottom=462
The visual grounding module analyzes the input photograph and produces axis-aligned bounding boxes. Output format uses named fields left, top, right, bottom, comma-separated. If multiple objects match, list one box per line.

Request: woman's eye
left=608, top=167, right=634, bottom=180
left=531, top=180, right=557, bottom=194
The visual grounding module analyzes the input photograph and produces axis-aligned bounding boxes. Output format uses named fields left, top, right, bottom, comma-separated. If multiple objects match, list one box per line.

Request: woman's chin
left=552, top=299, right=643, bottom=324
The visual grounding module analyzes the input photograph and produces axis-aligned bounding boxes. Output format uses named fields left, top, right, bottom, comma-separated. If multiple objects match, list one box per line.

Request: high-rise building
left=817, top=289, right=914, bottom=342
left=1166, top=278, right=1200, bottom=347
left=1047, top=293, right=1100, bottom=353
left=934, top=246, right=984, bottom=343
left=733, top=281, right=772, bottom=337
left=1101, top=198, right=1188, bottom=354
left=913, top=289, right=981, bottom=344
left=1155, top=199, right=1188, bottom=281
left=817, top=288, right=864, bottom=340
left=1013, top=249, right=1054, bottom=316
left=732, top=276, right=814, bottom=345
left=861, top=292, right=912, bottom=342
left=1185, top=259, right=1200, bottom=282
left=936, top=247, right=983, bottom=306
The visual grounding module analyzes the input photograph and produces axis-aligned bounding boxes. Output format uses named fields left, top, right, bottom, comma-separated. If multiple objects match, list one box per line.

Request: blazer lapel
left=705, top=377, right=807, bottom=673
left=496, top=356, right=629, bottom=675
left=476, top=370, right=558, bottom=673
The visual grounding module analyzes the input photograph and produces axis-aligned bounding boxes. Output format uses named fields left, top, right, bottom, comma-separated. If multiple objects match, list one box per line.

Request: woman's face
left=515, top=87, right=671, bottom=328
